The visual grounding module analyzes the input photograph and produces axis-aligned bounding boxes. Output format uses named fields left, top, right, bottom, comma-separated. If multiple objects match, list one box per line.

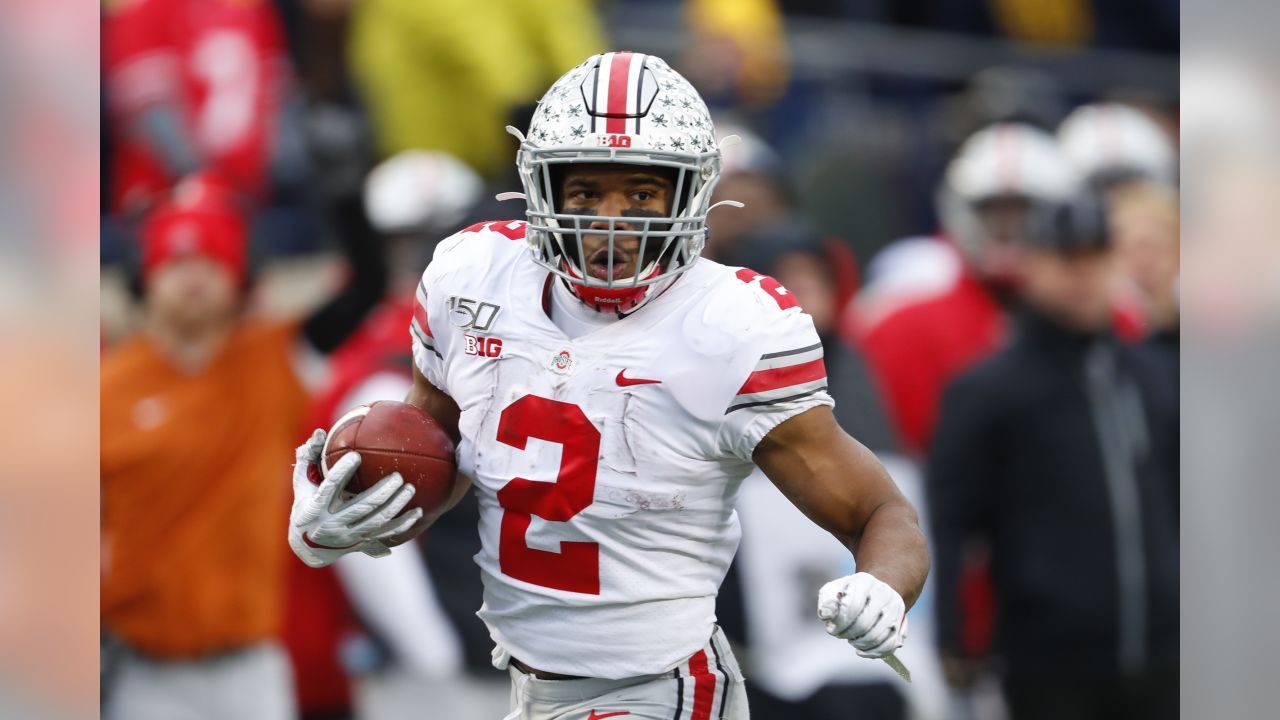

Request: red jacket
left=852, top=266, right=1005, bottom=457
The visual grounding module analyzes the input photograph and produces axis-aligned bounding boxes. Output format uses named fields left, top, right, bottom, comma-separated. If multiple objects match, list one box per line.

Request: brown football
left=321, top=400, right=459, bottom=544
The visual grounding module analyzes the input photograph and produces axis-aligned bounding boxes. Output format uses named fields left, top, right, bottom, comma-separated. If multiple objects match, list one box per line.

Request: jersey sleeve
left=410, top=269, right=447, bottom=393
left=408, top=222, right=524, bottom=393
left=714, top=275, right=835, bottom=462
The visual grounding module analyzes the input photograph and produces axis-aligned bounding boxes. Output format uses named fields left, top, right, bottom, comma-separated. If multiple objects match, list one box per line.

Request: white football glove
left=288, top=429, right=424, bottom=568
left=817, top=572, right=909, bottom=658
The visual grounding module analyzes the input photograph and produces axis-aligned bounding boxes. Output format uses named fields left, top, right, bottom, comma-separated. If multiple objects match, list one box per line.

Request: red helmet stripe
left=997, top=124, right=1023, bottom=194
left=605, top=51, right=635, bottom=134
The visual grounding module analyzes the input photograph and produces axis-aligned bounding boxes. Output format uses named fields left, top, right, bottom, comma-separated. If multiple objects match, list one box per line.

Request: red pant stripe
left=688, top=649, right=716, bottom=720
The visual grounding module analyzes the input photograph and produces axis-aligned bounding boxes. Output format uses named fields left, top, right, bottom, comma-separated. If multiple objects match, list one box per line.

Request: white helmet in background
left=364, top=150, right=484, bottom=234
left=938, top=122, right=1080, bottom=275
left=511, top=52, right=728, bottom=313
left=1058, top=103, right=1176, bottom=185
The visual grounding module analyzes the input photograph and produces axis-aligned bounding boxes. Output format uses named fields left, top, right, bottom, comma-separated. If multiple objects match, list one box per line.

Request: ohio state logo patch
left=550, top=349, right=574, bottom=374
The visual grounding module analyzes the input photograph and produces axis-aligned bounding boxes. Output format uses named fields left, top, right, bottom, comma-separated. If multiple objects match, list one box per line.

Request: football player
left=288, top=52, right=929, bottom=720
left=851, top=122, right=1081, bottom=455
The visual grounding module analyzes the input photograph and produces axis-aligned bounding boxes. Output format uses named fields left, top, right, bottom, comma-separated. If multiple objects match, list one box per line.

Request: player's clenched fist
left=288, top=429, right=422, bottom=568
left=817, top=572, right=908, bottom=658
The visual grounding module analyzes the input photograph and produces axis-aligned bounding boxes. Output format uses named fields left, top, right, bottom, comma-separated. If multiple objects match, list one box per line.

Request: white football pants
left=104, top=641, right=296, bottom=720
left=504, top=626, right=748, bottom=720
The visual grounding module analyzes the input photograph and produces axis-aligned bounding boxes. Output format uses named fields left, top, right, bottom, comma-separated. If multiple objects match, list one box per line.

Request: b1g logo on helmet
left=598, top=134, right=632, bottom=148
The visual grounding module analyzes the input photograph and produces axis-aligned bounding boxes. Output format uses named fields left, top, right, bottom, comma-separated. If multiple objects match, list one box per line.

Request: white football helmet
left=1058, top=103, right=1176, bottom=185
left=364, top=150, right=483, bottom=233
left=937, top=122, right=1080, bottom=263
left=510, top=52, right=728, bottom=313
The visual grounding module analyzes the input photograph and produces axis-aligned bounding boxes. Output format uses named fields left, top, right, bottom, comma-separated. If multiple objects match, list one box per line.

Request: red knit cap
left=141, top=172, right=248, bottom=283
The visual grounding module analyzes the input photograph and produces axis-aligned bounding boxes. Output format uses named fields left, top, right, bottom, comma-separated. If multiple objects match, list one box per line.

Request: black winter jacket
left=927, top=309, right=1179, bottom=677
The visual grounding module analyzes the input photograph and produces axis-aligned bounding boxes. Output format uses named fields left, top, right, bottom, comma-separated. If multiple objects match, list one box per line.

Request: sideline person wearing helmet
left=850, top=122, right=1081, bottom=456
left=286, top=52, right=929, bottom=719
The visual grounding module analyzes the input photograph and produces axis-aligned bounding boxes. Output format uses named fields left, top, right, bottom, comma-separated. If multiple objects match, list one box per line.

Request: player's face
left=971, top=196, right=1037, bottom=286
left=146, top=256, right=240, bottom=329
left=1111, top=188, right=1179, bottom=306
left=560, top=164, right=677, bottom=281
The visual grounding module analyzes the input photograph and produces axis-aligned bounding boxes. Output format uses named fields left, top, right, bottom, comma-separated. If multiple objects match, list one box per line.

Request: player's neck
left=549, top=279, right=620, bottom=339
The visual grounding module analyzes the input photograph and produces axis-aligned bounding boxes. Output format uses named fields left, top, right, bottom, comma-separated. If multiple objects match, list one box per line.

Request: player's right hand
left=288, top=429, right=423, bottom=568
left=817, top=572, right=909, bottom=659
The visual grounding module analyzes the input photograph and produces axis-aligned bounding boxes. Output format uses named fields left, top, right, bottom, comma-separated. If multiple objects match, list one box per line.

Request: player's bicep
left=406, top=365, right=461, bottom=446
left=753, top=405, right=911, bottom=543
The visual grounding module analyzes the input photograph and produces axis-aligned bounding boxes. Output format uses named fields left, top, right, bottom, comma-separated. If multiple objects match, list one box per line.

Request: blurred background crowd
left=99, top=1, right=1179, bottom=719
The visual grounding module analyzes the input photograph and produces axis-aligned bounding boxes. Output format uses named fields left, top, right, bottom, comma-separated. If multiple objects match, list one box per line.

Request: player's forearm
left=846, top=500, right=930, bottom=610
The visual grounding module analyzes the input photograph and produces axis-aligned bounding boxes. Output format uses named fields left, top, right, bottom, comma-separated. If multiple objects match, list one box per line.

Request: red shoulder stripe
left=737, top=358, right=826, bottom=395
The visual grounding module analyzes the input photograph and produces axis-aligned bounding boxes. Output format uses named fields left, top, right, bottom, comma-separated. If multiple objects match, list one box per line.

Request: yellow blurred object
left=686, top=0, right=789, bottom=106
left=987, top=0, right=1094, bottom=47
left=349, top=0, right=605, bottom=179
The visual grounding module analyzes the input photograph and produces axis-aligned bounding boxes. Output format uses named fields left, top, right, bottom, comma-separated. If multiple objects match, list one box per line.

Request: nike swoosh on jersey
left=587, top=711, right=631, bottom=720
left=616, top=369, right=661, bottom=387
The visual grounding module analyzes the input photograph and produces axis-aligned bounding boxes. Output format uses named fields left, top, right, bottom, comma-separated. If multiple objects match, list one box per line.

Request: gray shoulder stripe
left=725, top=386, right=828, bottom=414
left=759, top=341, right=823, bottom=360
left=410, top=323, right=442, bottom=360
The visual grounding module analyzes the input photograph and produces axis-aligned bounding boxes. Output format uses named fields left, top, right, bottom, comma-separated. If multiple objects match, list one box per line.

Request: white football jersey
left=410, top=220, right=834, bottom=679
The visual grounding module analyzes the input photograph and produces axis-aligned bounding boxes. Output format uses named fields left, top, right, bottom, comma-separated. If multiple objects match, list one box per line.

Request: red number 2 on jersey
left=495, top=395, right=601, bottom=594
left=735, top=268, right=800, bottom=310
left=462, top=219, right=527, bottom=241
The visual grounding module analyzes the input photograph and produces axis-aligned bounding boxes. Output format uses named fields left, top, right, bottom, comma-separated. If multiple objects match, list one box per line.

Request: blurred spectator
left=100, top=172, right=385, bottom=720
left=1110, top=179, right=1179, bottom=344
left=709, top=121, right=861, bottom=313
left=851, top=122, right=1080, bottom=456
left=921, top=0, right=1177, bottom=52
left=103, top=0, right=306, bottom=215
left=927, top=193, right=1179, bottom=719
left=705, top=123, right=784, bottom=260
left=682, top=0, right=789, bottom=108
left=770, top=245, right=897, bottom=453
left=1057, top=102, right=1177, bottom=191
left=347, top=0, right=605, bottom=178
